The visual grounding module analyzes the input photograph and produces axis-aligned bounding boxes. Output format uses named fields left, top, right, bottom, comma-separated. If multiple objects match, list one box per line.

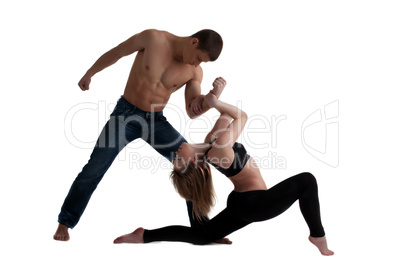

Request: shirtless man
left=54, top=29, right=224, bottom=241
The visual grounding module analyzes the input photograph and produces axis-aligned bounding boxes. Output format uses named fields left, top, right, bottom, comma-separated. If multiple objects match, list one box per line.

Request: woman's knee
left=299, top=172, right=318, bottom=187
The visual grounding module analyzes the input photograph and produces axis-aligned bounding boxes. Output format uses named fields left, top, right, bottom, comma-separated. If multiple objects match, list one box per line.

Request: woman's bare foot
left=215, top=237, right=233, bottom=244
left=53, top=223, right=70, bottom=241
left=114, top=227, right=145, bottom=244
left=308, top=236, right=334, bottom=256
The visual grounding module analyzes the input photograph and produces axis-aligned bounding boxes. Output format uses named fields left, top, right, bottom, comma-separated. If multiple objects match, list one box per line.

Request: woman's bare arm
left=204, top=113, right=232, bottom=143
left=204, top=80, right=248, bottom=149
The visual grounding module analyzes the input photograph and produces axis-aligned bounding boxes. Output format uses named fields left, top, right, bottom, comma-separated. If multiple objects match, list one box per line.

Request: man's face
left=184, top=39, right=211, bottom=67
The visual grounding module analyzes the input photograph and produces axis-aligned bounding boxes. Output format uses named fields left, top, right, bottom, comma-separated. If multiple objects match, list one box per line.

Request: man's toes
left=54, top=235, right=69, bottom=241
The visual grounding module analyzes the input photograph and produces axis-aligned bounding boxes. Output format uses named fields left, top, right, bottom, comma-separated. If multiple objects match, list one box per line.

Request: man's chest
left=135, top=50, right=194, bottom=90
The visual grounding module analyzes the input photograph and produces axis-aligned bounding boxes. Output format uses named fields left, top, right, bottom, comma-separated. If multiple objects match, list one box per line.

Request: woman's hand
left=189, top=95, right=204, bottom=116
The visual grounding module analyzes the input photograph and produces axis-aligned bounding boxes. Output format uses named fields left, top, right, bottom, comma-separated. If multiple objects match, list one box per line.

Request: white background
left=1, top=0, right=401, bottom=267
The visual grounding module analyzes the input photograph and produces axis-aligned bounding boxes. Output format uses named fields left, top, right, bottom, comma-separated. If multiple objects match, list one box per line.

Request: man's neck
left=171, top=36, right=190, bottom=63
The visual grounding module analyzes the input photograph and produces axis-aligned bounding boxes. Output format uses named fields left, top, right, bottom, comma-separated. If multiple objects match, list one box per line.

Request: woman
left=114, top=78, right=334, bottom=256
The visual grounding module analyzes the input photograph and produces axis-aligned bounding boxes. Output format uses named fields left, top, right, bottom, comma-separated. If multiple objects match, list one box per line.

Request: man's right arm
left=78, top=29, right=154, bottom=91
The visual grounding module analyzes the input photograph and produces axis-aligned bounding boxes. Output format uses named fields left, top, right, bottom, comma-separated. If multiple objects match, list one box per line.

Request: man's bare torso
left=123, top=31, right=197, bottom=112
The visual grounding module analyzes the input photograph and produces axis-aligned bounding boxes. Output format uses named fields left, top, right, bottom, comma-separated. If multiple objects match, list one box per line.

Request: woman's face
left=174, top=142, right=195, bottom=170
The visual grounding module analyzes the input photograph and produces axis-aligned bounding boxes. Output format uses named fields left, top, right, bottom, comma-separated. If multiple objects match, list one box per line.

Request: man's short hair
left=191, top=29, right=223, bottom=61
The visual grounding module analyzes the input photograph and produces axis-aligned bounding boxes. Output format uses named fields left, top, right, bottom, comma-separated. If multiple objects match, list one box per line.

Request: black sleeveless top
left=204, top=139, right=250, bottom=177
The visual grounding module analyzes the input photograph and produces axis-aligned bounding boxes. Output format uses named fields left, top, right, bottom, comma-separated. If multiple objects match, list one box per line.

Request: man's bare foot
left=308, top=236, right=334, bottom=256
left=114, top=227, right=145, bottom=244
left=53, top=223, right=70, bottom=241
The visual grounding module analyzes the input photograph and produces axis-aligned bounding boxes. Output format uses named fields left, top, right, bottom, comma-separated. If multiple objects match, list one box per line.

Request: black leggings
left=144, top=172, right=325, bottom=245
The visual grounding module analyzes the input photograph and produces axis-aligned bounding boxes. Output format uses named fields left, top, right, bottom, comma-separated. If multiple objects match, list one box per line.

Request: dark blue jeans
left=58, top=96, right=200, bottom=228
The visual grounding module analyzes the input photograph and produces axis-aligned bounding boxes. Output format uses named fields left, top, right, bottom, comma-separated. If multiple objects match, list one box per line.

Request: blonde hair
left=170, top=160, right=216, bottom=222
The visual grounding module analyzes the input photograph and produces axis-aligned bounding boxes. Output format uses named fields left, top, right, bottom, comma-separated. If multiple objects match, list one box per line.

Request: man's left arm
left=184, top=68, right=210, bottom=119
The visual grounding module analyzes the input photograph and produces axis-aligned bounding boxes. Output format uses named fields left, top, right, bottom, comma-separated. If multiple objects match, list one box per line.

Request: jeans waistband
left=119, top=96, right=164, bottom=116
